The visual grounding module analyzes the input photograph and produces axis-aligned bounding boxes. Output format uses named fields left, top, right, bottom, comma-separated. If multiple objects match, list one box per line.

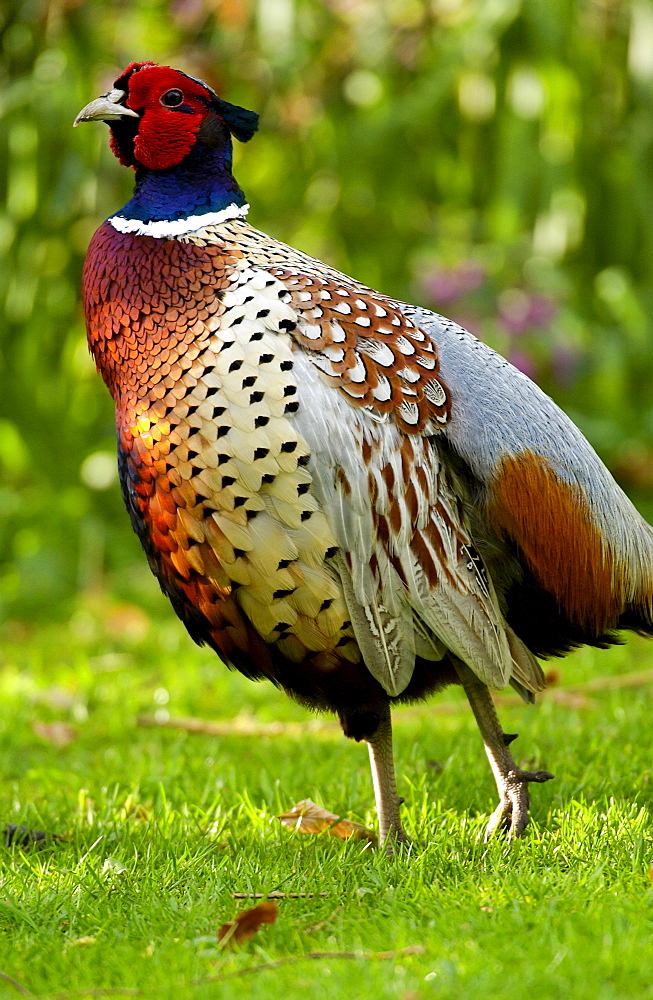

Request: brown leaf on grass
left=31, top=721, right=77, bottom=747
left=218, top=901, right=278, bottom=947
left=648, top=864, right=653, bottom=883
left=279, top=799, right=375, bottom=842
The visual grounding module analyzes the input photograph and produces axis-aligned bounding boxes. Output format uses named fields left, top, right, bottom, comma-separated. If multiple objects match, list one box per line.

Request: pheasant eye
left=160, top=89, right=184, bottom=108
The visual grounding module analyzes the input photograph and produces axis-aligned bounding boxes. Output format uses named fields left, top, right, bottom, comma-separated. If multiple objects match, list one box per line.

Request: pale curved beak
left=73, top=88, right=140, bottom=127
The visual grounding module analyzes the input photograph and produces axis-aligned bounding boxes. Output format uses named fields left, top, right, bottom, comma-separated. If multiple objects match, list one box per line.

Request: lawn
left=1, top=596, right=652, bottom=1000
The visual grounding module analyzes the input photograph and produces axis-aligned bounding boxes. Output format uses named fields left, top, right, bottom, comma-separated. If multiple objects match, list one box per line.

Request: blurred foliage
left=2, top=0, right=653, bottom=627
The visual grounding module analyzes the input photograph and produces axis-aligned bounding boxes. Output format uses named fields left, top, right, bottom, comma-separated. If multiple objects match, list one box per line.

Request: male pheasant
left=75, top=62, right=653, bottom=848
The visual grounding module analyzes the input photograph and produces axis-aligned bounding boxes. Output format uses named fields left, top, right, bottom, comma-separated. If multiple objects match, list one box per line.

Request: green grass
left=1, top=596, right=653, bottom=1000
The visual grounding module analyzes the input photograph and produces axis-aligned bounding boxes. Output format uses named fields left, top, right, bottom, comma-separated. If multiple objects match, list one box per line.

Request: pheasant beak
left=73, top=88, right=140, bottom=127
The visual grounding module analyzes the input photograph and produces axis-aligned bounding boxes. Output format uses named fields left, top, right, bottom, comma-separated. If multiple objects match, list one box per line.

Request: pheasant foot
left=484, top=766, right=554, bottom=840
left=452, top=657, right=554, bottom=840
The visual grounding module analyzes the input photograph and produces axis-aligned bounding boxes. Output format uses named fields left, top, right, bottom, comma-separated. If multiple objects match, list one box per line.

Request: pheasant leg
left=453, top=658, right=554, bottom=839
left=365, top=704, right=410, bottom=851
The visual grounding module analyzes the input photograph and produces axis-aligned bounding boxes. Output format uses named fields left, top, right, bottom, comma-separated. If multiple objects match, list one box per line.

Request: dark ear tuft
left=213, top=97, right=259, bottom=143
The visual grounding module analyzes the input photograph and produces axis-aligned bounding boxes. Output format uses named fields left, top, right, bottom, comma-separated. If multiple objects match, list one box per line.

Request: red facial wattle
left=123, top=65, right=211, bottom=171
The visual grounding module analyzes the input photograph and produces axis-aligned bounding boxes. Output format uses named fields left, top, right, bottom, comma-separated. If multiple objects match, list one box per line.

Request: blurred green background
left=2, top=0, right=653, bottom=636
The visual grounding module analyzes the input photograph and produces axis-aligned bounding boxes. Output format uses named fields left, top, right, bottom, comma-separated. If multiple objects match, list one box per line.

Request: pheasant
left=74, top=62, right=653, bottom=849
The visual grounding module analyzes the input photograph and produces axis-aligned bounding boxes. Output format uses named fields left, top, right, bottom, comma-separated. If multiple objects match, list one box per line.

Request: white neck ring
left=108, top=203, right=249, bottom=238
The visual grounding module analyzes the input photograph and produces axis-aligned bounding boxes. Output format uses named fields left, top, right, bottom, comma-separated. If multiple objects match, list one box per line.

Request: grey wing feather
left=407, top=305, right=653, bottom=596
left=290, top=350, right=520, bottom=696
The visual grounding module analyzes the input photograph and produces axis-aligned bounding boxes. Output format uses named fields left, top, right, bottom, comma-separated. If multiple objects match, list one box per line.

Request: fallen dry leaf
left=648, top=864, right=653, bottom=883
left=218, top=900, right=278, bottom=947
left=279, top=799, right=375, bottom=842
left=31, top=721, right=77, bottom=747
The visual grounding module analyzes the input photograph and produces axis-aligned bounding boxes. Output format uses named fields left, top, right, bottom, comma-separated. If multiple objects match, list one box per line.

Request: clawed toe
left=484, top=767, right=555, bottom=840
left=519, top=768, right=555, bottom=784
left=382, top=826, right=412, bottom=855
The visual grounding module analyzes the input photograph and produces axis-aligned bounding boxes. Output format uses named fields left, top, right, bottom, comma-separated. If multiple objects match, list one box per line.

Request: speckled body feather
left=83, top=218, right=468, bottom=716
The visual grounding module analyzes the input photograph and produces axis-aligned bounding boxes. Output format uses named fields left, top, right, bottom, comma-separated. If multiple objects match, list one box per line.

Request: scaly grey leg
left=453, top=658, right=554, bottom=839
left=365, top=704, right=410, bottom=851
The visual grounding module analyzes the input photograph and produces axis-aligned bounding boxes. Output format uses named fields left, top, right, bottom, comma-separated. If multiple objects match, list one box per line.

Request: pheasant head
left=74, top=62, right=259, bottom=234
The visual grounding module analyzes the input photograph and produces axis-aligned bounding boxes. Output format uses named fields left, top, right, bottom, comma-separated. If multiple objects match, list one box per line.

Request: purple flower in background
left=528, top=293, right=557, bottom=327
left=551, top=343, right=582, bottom=386
left=449, top=312, right=485, bottom=339
left=421, top=260, right=486, bottom=304
left=507, top=349, right=537, bottom=380
left=499, top=289, right=557, bottom=336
